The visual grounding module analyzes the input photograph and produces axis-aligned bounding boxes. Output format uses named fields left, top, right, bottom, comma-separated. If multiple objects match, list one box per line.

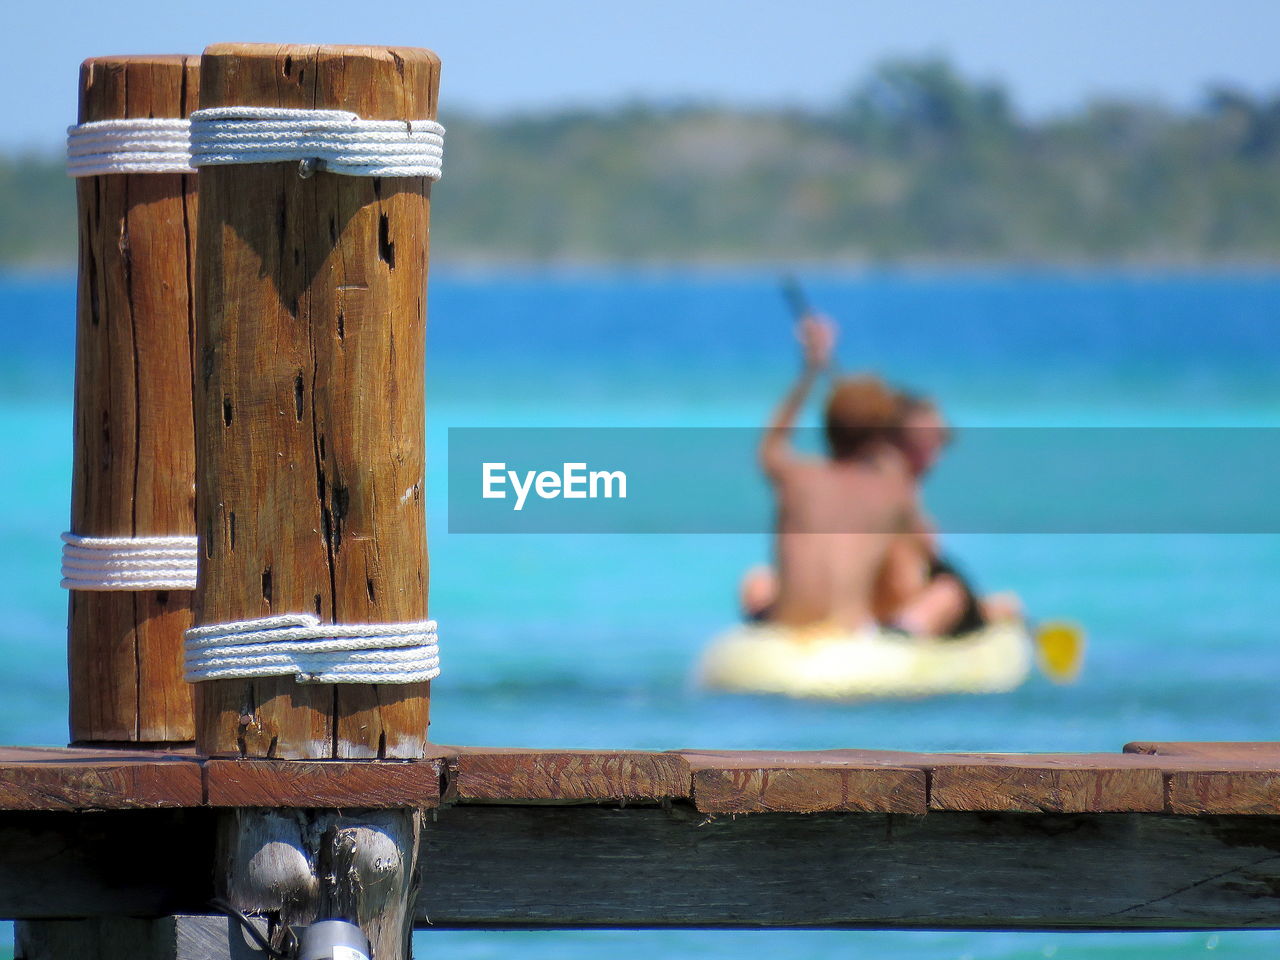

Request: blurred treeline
left=6, top=58, right=1280, bottom=266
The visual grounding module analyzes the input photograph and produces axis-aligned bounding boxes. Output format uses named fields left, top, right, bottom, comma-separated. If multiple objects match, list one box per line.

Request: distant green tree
left=1204, top=86, right=1280, bottom=159
left=839, top=58, right=1015, bottom=148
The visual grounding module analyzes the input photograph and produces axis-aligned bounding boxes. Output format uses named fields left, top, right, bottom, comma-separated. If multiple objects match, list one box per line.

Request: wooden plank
left=679, top=750, right=1167, bottom=813
left=205, top=758, right=443, bottom=807
left=69, top=54, right=200, bottom=746
left=926, top=755, right=1167, bottom=813
left=5, top=805, right=1280, bottom=927
left=1122, top=743, right=1280, bottom=814
left=193, top=44, right=439, bottom=759
left=17, top=918, right=171, bottom=960
left=0, top=747, right=194, bottom=761
left=0, top=748, right=202, bottom=810
left=174, top=915, right=267, bottom=960
left=1166, top=771, right=1280, bottom=815
left=681, top=750, right=925, bottom=814
left=16, top=915, right=264, bottom=960
left=419, top=806, right=1280, bottom=929
left=0, top=745, right=1278, bottom=813
left=447, top=748, right=690, bottom=803
left=1125, top=741, right=1280, bottom=764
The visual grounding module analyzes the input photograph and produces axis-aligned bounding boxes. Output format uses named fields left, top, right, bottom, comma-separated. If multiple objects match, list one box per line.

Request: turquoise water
left=2, top=269, right=1279, bottom=956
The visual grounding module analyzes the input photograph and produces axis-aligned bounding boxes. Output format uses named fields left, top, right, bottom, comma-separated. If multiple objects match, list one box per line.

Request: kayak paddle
left=781, top=273, right=813, bottom=321
left=1033, top=621, right=1087, bottom=684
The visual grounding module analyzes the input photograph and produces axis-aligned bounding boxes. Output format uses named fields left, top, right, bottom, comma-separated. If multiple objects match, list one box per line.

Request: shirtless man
left=750, top=315, right=918, bottom=631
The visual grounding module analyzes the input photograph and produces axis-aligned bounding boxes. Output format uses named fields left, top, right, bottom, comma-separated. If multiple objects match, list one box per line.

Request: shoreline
left=8, top=256, right=1280, bottom=282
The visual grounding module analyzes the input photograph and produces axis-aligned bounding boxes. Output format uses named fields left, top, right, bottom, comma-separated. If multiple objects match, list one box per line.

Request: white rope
left=184, top=613, right=440, bottom=684
left=67, top=108, right=445, bottom=179
left=60, top=532, right=198, bottom=591
left=66, top=118, right=195, bottom=177
left=189, top=107, right=445, bottom=179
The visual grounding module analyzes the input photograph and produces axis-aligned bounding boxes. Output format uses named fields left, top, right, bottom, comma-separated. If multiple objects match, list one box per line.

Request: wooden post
left=192, top=44, right=438, bottom=960
left=68, top=55, right=200, bottom=747
left=218, top=809, right=422, bottom=960
left=193, top=44, right=438, bottom=760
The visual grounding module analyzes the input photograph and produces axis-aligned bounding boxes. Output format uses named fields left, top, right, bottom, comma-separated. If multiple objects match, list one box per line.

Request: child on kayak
left=873, top=394, right=1022, bottom=634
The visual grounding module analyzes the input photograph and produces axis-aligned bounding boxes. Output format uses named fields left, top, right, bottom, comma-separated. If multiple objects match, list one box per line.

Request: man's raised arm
left=759, top=314, right=835, bottom=479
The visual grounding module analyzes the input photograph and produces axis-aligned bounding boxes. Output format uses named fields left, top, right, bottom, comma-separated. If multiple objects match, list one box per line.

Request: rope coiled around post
left=66, top=118, right=195, bottom=177
left=67, top=108, right=446, bottom=179
left=189, top=107, right=445, bottom=179
left=60, top=532, right=198, bottom=591
left=184, top=613, right=440, bottom=684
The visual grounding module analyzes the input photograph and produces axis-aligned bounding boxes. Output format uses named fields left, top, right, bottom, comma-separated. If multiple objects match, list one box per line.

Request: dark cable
left=209, top=897, right=294, bottom=959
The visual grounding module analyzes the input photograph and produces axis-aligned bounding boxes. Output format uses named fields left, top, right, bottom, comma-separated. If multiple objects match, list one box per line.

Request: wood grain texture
left=220, top=808, right=421, bottom=959
left=682, top=751, right=924, bottom=814
left=927, top=755, right=1167, bottom=813
left=419, top=806, right=1280, bottom=929
left=1125, top=742, right=1280, bottom=764
left=1167, top=771, right=1280, bottom=815
left=206, top=758, right=443, bottom=807
left=193, top=44, right=440, bottom=758
left=678, top=749, right=1167, bottom=814
left=1, top=746, right=1279, bottom=813
left=447, top=748, right=690, bottom=803
left=174, top=915, right=267, bottom=960
left=69, top=55, right=200, bottom=746
left=1123, top=744, right=1280, bottom=814
left=6, top=806, right=1280, bottom=927
left=0, top=747, right=202, bottom=810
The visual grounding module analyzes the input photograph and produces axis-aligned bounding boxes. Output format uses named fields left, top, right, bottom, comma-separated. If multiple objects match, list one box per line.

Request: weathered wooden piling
left=219, top=808, right=422, bottom=957
left=193, top=43, right=438, bottom=761
left=190, top=43, right=439, bottom=960
left=68, top=55, right=200, bottom=746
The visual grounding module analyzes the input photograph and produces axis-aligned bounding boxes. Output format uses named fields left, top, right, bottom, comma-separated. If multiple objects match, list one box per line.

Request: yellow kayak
left=697, top=620, right=1034, bottom=700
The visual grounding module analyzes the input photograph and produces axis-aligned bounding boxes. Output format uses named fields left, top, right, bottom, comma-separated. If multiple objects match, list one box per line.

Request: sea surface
left=2, top=268, right=1279, bottom=958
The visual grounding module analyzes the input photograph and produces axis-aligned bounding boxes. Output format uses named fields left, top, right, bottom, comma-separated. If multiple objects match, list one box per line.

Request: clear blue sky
left=6, top=0, right=1280, bottom=151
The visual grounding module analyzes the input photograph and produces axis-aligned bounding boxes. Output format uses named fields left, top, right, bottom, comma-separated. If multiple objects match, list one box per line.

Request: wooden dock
left=6, top=741, right=1280, bottom=931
